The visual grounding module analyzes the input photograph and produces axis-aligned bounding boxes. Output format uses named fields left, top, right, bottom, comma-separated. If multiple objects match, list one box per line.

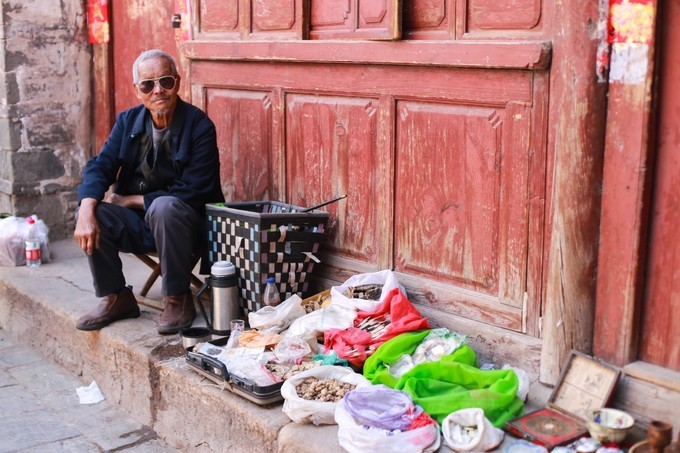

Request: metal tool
left=302, top=194, right=348, bottom=212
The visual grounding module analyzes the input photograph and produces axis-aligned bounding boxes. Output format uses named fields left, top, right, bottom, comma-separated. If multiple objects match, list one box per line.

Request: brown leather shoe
left=76, top=286, right=140, bottom=331
left=158, top=291, right=196, bottom=335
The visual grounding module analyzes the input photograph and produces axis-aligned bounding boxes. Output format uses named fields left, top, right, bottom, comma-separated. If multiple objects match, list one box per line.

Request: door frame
left=594, top=0, right=672, bottom=371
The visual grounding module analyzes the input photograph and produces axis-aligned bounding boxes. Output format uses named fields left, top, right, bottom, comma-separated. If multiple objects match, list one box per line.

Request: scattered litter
left=504, top=439, right=548, bottom=452
left=76, top=380, right=105, bottom=405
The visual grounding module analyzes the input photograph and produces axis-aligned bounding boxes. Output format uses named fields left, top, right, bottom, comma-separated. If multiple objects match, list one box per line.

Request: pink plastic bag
left=324, top=289, right=430, bottom=367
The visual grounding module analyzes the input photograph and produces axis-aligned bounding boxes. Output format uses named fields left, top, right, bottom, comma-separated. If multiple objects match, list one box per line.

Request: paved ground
left=0, top=329, right=176, bottom=453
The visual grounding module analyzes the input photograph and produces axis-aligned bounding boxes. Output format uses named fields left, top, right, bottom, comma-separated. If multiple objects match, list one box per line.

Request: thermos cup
left=196, top=261, right=240, bottom=335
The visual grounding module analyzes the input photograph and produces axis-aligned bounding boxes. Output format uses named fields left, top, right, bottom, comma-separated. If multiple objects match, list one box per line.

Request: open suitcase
left=185, top=337, right=284, bottom=405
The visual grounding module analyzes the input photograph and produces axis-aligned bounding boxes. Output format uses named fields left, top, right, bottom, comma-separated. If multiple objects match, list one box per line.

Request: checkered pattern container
left=205, top=201, right=329, bottom=314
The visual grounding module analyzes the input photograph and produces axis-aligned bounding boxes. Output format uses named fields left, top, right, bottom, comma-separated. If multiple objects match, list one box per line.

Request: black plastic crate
left=206, top=201, right=329, bottom=314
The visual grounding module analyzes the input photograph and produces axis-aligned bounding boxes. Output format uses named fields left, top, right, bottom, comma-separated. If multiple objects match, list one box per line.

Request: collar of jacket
left=129, top=96, right=188, bottom=140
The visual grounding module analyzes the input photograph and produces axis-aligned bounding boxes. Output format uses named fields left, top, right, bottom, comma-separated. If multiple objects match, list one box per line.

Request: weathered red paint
left=309, top=0, right=400, bottom=40
left=110, top=0, right=183, bottom=113
left=640, top=0, right=680, bottom=371
left=92, top=44, right=115, bottom=157
left=594, top=0, right=660, bottom=368
left=183, top=40, right=550, bottom=70
left=540, top=0, right=608, bottom=385
left=190, top=48, right=545, bottom=339
left=95, top=0, right=666, bottom=384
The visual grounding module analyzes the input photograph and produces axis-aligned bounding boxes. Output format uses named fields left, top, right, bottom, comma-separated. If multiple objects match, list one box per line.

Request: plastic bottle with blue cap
left=263, top=277, right=281, bottom=307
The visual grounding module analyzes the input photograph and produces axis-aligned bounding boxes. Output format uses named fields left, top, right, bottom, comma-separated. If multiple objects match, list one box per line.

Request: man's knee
left=145, top=196, right=183, bottom=224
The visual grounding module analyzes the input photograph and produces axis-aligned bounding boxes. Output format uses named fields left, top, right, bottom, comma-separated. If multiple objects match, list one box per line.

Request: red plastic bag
left=324, top=288, right=430, bottom=367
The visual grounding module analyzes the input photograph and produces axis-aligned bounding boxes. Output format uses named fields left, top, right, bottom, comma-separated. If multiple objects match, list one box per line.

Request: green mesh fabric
left=363, top=330, right=524, bottom=428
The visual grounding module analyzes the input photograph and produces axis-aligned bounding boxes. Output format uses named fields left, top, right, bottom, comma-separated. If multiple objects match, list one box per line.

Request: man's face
left=134, top=56, right=181, bottom=121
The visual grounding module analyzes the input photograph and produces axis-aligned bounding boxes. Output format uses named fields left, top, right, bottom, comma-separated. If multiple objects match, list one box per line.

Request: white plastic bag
left=274, top=334, right=312, bottom=364
left=248, top=294, right=306, bottom=333
left=0, top=215, right=50, bottom=266
left=330, top=269, right=406, bottom=312
left=441, top=408, right=504, bottom=452
left=502, top=364, right=530, bottom=402
left=285, top=303, right=356, bottom=340
left=335, top=401, right=441, bottom=453
left=281, top=366, right=372, bottom=425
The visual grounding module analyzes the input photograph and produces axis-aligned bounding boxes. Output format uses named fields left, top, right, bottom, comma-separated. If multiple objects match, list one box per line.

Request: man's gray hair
left=132, top=49, right=178, bottom=84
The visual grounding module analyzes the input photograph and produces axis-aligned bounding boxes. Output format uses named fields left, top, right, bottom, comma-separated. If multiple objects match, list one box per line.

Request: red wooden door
left=640, top=0, right=680, bottom=371
left=110, top=0, right=183, bottom=113
left=103, top=0, right=556, bottom=374
left=185, top=0, right=550, bottom=354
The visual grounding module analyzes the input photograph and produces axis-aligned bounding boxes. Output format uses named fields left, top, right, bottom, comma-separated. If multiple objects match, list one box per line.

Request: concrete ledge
left=0, top=240, right=343, bottom=452
left=0, top=240, right=560, bottom=452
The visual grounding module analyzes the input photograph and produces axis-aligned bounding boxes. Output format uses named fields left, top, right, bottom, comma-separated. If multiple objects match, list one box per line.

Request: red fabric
left=408, top=411, right=437, bottom=430
left=324, top=288, right=430, bottom=367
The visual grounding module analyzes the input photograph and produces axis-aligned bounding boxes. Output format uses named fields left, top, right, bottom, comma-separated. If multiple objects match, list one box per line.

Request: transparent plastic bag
left=248, top=294, right=306, bottom=333
left=502, top=364, right=530, bottom=401
left=0, top=215, right=50, bottom=266
left=286, top=303, right=357, bottom=340
left=330, top=269, right=406, bottom=312
left=274, top=335, right=312, bottom=365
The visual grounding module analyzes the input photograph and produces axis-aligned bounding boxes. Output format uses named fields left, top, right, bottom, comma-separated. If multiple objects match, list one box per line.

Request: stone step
left=0, top=240, right=342, bottom=452
left=0, top=239, right=558, bottom=452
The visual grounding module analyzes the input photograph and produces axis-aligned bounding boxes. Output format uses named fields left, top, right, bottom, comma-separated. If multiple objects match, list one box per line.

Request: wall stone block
left=12, top=149, right=65, bottom=182
left=0, top=0, right=91, bottom=241
left=0, top=115, right=20, bottom=151
left=0, top=70, right=18, bottom=106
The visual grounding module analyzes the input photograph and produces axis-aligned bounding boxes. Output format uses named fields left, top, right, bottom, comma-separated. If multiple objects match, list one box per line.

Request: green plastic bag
left=363, top=330, right=524, bottom=428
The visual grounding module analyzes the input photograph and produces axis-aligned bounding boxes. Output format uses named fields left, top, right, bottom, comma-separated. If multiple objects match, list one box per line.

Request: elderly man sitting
left=74, top=49, right=224, bottom=334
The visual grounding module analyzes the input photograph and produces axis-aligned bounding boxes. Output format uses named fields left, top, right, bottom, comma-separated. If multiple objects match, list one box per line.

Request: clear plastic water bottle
left=263, top=277, right=281, bottom=307
left=25, top=216, right=41, bottom=268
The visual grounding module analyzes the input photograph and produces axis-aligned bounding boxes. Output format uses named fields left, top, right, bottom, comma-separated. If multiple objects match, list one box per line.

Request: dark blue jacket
left=77, top=97, right=225, bottom=214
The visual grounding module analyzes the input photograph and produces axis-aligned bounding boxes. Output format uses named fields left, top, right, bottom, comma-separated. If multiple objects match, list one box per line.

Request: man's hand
left=104, top=193, right=144, bottom=210
left=74, top=198, right=100, bottom=255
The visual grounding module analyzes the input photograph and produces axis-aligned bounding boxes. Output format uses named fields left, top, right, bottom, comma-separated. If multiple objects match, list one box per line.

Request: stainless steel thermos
left=196, top=261, right=240, bottom=335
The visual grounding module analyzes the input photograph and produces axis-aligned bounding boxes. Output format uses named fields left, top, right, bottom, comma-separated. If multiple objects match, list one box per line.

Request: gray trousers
left=81, top=196, right=203, bottom=297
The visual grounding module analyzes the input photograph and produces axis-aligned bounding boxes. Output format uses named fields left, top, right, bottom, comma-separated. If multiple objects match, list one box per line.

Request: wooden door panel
left=310, top=0, right=401, bottom=39
left=248, top=0, right=308, bottom=39
left=285, top=94, right=382, bottom=266
left=394, top=102, right=501, bottom=294
left=403, top=0, right=453, bottom=39
left=394, top=101, right=529, bottom=306
left=191, top=59, right=539, bottom=332
left=252, top=0, right=296, bottom=31
left=205, top=89, right=274, bottom=202
left=499, top=102, right=531, bottom=306
left=196, top=0, right=240, bottom=37
left=467, top=0, right=542, bottom=31
left=193, top=0, right=307, bottom=39
left=641, top=0, right=680, bottom=370
left=190, top=61, right=533, bottom=105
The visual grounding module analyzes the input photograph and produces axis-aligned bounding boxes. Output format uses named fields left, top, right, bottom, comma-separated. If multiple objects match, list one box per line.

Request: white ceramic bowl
left=586, top=408, right=635, bottom=444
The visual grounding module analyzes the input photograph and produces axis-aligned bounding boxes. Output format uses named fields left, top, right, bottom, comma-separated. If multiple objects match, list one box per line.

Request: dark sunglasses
left=136, top=75, right=177, bottom=94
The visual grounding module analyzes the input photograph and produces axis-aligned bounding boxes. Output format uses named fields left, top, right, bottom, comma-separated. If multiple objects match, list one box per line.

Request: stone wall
left=0, top=0, right=91, bottom=240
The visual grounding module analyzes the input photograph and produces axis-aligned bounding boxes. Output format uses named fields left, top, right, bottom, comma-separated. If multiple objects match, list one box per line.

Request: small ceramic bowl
left=586, top=408, right=635, bottom=444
